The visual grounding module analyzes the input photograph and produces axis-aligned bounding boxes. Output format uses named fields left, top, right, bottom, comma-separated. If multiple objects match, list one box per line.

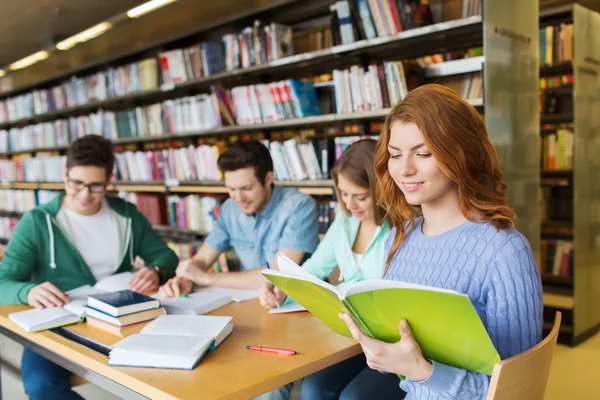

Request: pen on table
left=265, top=262, right=281, bottom=308
left=245, top=346, right=296, bottom=356
left=179, top=293, right=187, bottom=298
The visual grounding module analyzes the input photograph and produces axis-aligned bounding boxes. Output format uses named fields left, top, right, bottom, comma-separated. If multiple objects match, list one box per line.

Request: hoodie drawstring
left=129, top=220, right=135, bottom=267
left=45, top=214, right=57, bottom=269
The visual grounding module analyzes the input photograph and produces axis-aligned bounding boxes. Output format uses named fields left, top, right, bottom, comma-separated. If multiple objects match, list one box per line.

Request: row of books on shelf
left=0, top=189, right=58, bottom=213
left=120, top=192, right=222, bottom=234
left=120, top=189, right=338, bottom=237
left=161, top=22, right=293, bottom=84
left=0, top=59, right=160, bottom=122
left=539, top=74, right=573, bottom=90
left=329, top=0, right=480, bottom=47
left=540, top=239, right=573, bottom=278
left=541, top=128, right=573, bottom=171
left=539, top=23, right=573, bottom=65
left=0, top=20, right=294, bottom=123
left=0, top=155, right=65, bottom=183
left=0, top=134, right=371, bottom=184
left=0, top=78, right=321, bottom=152
left=0, top=4, right=485, bottom=129
left=0, top=217, right=18, bottom=240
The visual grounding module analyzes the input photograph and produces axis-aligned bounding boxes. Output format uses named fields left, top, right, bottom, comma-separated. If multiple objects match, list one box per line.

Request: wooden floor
left=545, top=332, right=600, bottom=399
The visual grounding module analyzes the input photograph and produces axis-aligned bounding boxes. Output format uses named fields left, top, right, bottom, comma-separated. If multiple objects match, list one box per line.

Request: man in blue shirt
left=159, top=140, right=319, bottom=295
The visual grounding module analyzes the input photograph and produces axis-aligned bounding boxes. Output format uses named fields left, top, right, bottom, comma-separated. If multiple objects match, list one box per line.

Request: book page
left=343, top=279, right=463, bottom=297
left=9, top=307, right=78, bottom=331
left=112, top=334, right=211, bottom=356
left=65, top=285, right=108, bottom=316
left=268, top=302, right=307, bottom=314
left=93, top=272, right=134, bottom=292
left=263, top=253, right=340, bottom=297
left=141, top=315, right=232, bottom=338
left=190, top=287, right=259, bottom=302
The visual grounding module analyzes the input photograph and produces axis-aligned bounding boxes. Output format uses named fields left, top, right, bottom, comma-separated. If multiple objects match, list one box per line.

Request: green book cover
left=263, top=254, right=500, bottom=376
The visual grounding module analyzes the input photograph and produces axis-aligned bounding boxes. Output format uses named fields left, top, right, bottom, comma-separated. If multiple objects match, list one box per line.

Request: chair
left=485, top=311, right=561, bottom=400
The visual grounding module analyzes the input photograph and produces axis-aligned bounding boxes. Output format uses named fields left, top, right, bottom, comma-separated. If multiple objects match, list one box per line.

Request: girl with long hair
left=339, top=84, right=543, bottom=399
left=258, top=139, right=405, bottom=400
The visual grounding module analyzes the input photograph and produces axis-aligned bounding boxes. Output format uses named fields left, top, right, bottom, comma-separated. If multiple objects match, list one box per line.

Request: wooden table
left=0, top=301, right=361, bottom=400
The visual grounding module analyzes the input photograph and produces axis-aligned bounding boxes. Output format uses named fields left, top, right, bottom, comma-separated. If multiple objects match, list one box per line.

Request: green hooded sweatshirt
left=0, top=194, right=179, bottom=305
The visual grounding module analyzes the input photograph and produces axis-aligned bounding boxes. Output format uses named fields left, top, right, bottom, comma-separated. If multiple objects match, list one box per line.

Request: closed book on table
left=108, top=315, right=234, bottom=369
left=85, top=316, right=147, bottom=337
left=87, top=290, right=159, bottom=317
left=85, top=306, right=166, bottom=327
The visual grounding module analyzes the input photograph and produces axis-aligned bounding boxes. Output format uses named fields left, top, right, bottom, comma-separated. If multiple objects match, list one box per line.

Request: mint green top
left=300, top=211, right=390, bottom=293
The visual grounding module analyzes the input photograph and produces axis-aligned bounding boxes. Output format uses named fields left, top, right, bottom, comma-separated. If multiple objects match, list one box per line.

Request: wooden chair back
left=485, top=311, right=561, bottom=400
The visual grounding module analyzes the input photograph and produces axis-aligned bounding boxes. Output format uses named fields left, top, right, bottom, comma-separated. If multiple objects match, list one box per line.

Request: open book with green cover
left=262, top=254, right=500, bottom=376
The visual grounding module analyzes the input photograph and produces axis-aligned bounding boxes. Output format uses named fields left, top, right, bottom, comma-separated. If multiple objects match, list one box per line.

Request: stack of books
left=85, top=290, right=166, bottom=337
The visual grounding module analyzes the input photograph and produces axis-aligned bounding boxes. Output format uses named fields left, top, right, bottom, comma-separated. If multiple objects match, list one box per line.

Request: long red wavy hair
left=375, top=84, right=516, bottom=268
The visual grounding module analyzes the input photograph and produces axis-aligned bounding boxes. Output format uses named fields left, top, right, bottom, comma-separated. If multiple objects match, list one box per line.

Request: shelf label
left=161, top=83, right=175, bottom=92
left=166, top=179, right=180, bottom=187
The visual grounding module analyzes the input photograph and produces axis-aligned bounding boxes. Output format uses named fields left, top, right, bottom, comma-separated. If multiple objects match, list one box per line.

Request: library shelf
left=541, top=273, right=573, bottom=287
left=153, top=225, right=209, bottom=237
left=424, top=55, right=484, bottom=78
left=0, top=96, right=483, bottom=156
left=540, top=60, right=573, bottom=76
left=543, top=292, right=574, bottom=310
left=0, top=16, right=482, bottom=131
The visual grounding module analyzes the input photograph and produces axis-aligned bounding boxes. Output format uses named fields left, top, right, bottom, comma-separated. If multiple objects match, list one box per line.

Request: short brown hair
left=331, top=139, right=386, bottom=226
left=66, top=135, right=115, bottom=178
left=217, top=140, right=273, bottom=186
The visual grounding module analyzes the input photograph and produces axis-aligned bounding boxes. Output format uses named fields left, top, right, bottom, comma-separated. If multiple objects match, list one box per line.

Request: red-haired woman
left=340, top=84, right=543, bottom=399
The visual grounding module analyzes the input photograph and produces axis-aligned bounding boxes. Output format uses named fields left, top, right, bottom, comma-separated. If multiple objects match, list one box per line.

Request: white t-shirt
left=352, top=251, right=364, bottom=267
left=56, top=199, right=121, bottom=281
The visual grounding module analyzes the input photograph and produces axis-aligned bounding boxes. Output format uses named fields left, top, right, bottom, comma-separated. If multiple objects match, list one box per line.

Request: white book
left=108, top=315, right=233, bottom=369
left=8, top=272, right=136, bottom=332
left=9, top=307, right=83, bottom=333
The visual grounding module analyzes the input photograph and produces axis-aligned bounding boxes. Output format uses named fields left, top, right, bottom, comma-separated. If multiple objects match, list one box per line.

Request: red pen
left=245, top=345, right=297, bottom=356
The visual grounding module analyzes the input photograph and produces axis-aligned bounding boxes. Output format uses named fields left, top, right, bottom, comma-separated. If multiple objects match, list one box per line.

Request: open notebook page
left=343, top=279, right=463, bottom=297
left=263, top=254, right=341, bottom=296
left=141, top=315, right=232, bottom=337
left=190, top=287, right=259, bottom=302
left=111, top=334, right=210, bottom=356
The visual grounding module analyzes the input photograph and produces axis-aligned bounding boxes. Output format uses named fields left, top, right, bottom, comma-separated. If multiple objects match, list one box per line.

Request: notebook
left=7, top=272, right=136, bottom=333
left=152, top=291, right=231, bottom=315
left=87, top=290, right=159, bottom=317
left=108, top=315, right=234, bottom=369
left=262, top=254, right=501, bottom=376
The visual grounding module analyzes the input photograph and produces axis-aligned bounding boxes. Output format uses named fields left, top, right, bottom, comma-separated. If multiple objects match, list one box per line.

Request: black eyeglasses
left=66, top=177, right=108, bottom=193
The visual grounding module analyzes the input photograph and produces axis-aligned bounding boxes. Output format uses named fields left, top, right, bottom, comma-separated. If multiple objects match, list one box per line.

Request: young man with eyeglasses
left=0, top=134, right=178, bottom=400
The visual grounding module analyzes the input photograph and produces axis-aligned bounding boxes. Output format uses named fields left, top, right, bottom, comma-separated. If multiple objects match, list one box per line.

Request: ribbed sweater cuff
left=411, top=360, right=457, bottom=393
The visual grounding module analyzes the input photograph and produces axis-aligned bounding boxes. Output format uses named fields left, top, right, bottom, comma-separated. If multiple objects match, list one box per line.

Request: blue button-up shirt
left=204, top=186, right=319, bottom=270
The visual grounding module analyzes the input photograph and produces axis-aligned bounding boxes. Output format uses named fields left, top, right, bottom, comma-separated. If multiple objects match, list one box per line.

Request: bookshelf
left=538, top=4, right=600, bottom=346
left=0, top=0, right=541, bottom=296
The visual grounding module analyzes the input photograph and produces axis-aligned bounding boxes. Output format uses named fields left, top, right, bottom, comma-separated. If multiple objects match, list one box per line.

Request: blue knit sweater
left=384, top=217, right=543, bottom=399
